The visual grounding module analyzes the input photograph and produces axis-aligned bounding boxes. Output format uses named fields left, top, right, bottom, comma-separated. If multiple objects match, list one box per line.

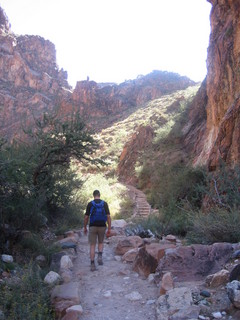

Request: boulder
left=156, top=287, right=199, bottom=320
left=57, top=235, right=79, bottom=245
left=156, top=242, right=233, bottom=281
left=60, top=255, right=73, bottom=270
left=132, top=243, right=175, bottom=277
left=226, top=280, right=240, bottom=309
left=62, top=305, right=83, bottom=320
left=44, top=271, right=61, bottom=285
left=205, top=269, right=230, bottom=288
left=115, top=236, right=144, bottom=255
left=122, top=248, right=139, bottom=263
left=159, top=272, right=174, bottom=295
left=111, top=219, right=127, bottom=229
left=51, top=282, right=80, bottom=318
left=230, top=264, right=240, bottom=282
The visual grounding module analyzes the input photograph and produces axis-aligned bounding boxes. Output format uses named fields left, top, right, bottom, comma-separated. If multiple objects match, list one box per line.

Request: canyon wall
left=185, top=0, right=240, bottom=169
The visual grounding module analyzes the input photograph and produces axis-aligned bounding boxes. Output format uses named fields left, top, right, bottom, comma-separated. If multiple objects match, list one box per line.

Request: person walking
left=84, top=190, right=111, bottom=271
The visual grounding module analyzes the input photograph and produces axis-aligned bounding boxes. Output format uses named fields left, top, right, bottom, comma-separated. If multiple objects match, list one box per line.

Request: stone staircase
left=126, top=185, right=154, bottom=217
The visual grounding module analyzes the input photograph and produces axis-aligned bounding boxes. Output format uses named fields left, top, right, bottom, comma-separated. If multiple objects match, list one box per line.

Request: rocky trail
left=71, top=233, right=158, bottom=320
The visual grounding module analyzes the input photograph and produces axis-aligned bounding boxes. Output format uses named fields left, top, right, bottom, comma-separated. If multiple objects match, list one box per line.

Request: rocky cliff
left=185, top=0, right=240, bottom=169
left=0, top=6, right=194, bottom=140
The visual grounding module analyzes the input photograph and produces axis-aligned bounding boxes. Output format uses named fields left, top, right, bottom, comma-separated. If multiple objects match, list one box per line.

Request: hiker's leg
left=89, top=227, right=97, bottom=262
left=90, top=244, right=96, bottom=261
left=97, top=227, right=106, bottom=265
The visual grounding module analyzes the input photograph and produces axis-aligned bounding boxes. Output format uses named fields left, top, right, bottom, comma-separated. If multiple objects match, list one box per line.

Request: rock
left=60, top=255, right=73, bottom=270
left=44, top=271, right=61, bottom=285
left=156, top=287, right=198, bottom=320
left=122, top=248, right=139, bottom=263
left=111, top=219, right=127, bottom=229
left=226, top=280, right=240, bottom=309
left=124, top=291, right=142, bottom=301
left=200, top=290, right=211, bottom=298
left=114, top=255, right=122, bottom=262
left=156, top=242, right=233, bottom=281
left=60, top=242, right=77, bottom=253
left=1, top=254, right=13, bottom=263
left=50, top=252, right=68, bottom=272
left=35, top=255, right=47, bottom=267
left=159, top=272, right=174, bottom=295
left=232, top=250, right=240, bottom=259
left=212, top=311, right=222, bottom=319
left=51, top=282, right=80, bottom=303
left=51, top=282, right=80, bottom=318
left=63, top=304, right=83, bottom=320
left=115, top=236, right=144, bottom=255
left=147, top=273, right=155, bottom=284
left=57, top=236, right=79, bottom=245
left=230, top=264, right=240, bottom=282
left=132, top=243, right=176, bottom=277
left=205, top=269, right=230, bottom=288
left=64, top=231, right=75, bottom=238
left=165, top=234, right=177, bottom=243
left=103, top=290, right=112, bottom=298
left=60, top=270, right=73, bottom=283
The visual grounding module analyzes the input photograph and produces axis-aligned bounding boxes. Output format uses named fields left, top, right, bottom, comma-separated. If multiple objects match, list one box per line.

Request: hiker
left=84, top=190, right=111, bottom=271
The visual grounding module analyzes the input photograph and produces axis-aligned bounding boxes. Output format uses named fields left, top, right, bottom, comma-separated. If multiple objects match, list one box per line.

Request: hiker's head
left=93, top=190, right=100, bottom=199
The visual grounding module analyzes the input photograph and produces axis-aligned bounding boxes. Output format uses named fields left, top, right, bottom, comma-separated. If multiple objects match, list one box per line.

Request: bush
left=0, top=263, right=55, bottom=319
left=186, top=208, right=240, bottom=244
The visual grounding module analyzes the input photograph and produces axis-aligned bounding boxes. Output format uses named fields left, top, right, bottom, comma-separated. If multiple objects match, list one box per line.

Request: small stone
left=66, top=304, right=83, bottom=314
left=212, top=311, right=222, bottom=318
left=147, top=273, right=155, bottom=283
left=1, top=254, right=13, bottom=263
left=103, top=290, right=112, bottom=298
left=200, top=290, right=211, bottom=298
left=114, top=255, right=122, bottom=262
left=146, top=299, right=155, bottom=305
left=35, top=255, right=46, bottom=267
left=159, top=272, right=174, bottom=295
left=125, top=291, right=142, bottom=301
left=198, top=316, right=206, bottom=320
left=44, top=271, right=61, bottom=285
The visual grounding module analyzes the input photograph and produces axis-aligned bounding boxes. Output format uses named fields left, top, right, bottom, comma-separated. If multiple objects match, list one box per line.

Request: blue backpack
left=90, top=200, right=107, bottom=224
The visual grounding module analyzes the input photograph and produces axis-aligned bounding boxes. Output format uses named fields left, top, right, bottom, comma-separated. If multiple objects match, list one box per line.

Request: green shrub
left=0, top=263, right=55, bottom=319
left=186, top=208, right=240, bottom=244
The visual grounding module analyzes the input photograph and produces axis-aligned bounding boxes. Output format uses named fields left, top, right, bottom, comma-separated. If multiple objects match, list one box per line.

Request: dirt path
left=72, top=233, right=158, bottom=320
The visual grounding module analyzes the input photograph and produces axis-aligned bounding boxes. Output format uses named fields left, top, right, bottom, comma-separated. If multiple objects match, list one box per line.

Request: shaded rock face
left=156, top=242, right=233, bottom=282
left=186, top=0, right=240, bottom=169
left=72, top=71, right=195, bottom=131
left=117, top=125, right=155, bottom=184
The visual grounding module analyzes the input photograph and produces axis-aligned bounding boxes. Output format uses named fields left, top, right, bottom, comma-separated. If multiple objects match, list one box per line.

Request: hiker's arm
left=84, top=215, right=89, bottom=234
left=106, top=215, right=111, bottom=236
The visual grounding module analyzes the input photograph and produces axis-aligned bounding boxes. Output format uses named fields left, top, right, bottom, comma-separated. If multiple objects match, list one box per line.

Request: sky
left=0, top=0, right=212, bottom=87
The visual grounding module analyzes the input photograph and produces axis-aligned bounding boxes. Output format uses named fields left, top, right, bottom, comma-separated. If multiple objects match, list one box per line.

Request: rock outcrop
left=0, top=6, right=195, bottom=140
left=185, top=0, right=240, bottom=169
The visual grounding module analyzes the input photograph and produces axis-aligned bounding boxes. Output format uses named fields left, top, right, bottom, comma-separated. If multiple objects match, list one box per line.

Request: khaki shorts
left=88, top=226, right=106, bottom=245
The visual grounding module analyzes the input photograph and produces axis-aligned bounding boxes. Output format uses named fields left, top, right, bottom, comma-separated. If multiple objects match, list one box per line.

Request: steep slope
left=184, top=0, right=240, bottom=169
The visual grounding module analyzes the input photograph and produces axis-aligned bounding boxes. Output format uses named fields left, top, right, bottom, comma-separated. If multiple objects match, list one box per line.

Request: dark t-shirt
left=85, top=199, right=110, bottom=227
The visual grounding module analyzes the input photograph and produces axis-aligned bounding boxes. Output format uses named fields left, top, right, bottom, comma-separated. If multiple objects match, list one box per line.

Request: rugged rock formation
left=0, top=7, right=72, bottom=139
left=72, top=71, right=195, bottom=131
left=0, top=5, right=195, bottom=140
left=185, top=0, right=240, bottom=169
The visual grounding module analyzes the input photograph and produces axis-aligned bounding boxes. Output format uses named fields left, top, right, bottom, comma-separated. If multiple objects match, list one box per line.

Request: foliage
left=0, top=112, right=99, bottom=250
left=186, top=208, right=240, bottom=244
left=0, top=263, right=55, bottom=320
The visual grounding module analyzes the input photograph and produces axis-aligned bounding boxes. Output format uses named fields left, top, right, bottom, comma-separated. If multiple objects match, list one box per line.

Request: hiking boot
left=90, top=262, right=96, bottom=271
left=98, top=253, right=103, bottom=265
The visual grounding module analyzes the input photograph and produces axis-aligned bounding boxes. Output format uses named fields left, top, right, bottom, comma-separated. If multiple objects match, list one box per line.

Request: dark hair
left=93, top=190, right=100, bottom=197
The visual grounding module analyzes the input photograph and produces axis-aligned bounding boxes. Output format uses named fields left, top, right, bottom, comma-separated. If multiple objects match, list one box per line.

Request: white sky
left=0, top=0, right=212, bottom=87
